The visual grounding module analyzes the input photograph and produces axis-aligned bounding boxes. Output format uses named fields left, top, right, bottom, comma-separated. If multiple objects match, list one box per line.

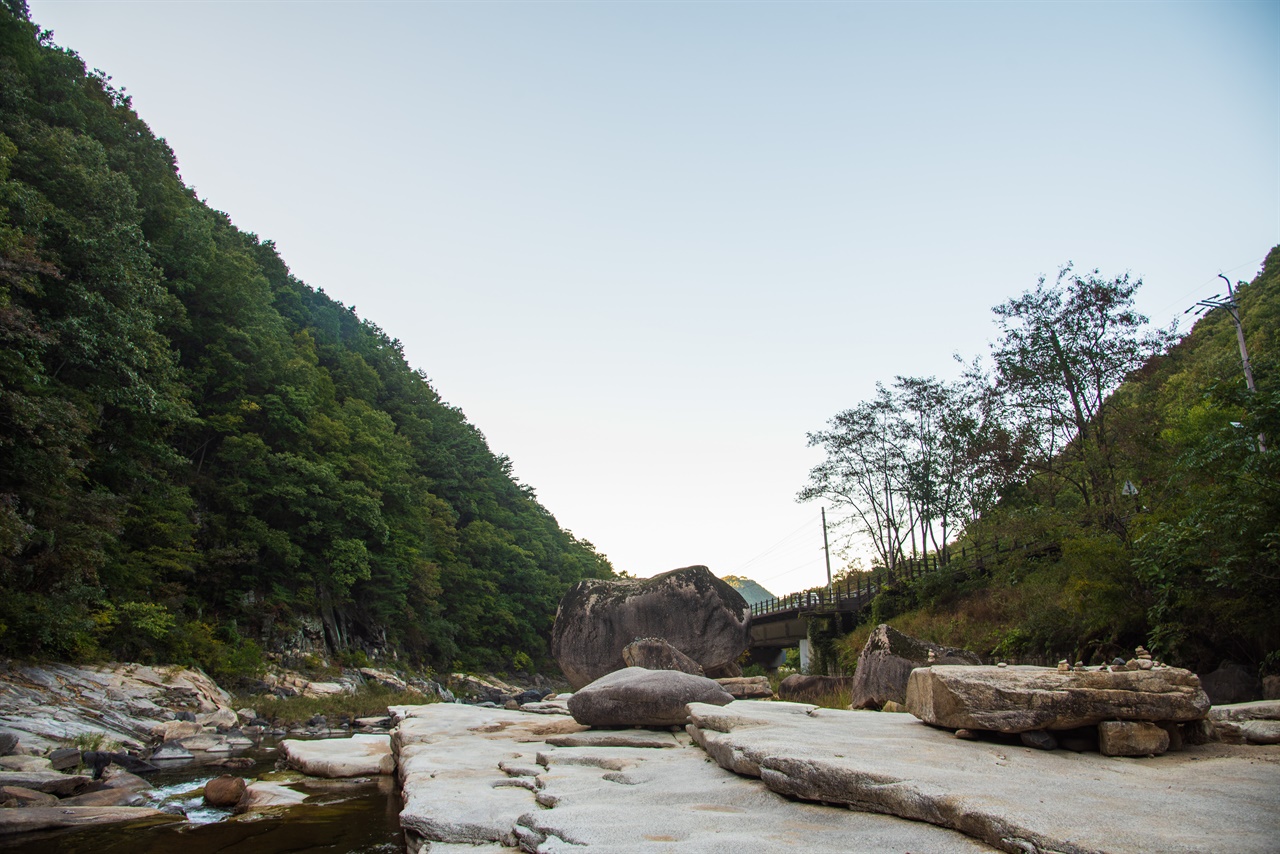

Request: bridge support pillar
left=798, top=639, right=811, bottom=674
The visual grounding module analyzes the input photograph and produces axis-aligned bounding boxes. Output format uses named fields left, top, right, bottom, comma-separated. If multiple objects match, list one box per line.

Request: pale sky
left=27, top=0, right=1279, bottom=595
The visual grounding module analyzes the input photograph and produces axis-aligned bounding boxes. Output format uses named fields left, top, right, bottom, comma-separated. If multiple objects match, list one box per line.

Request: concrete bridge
left=746, top=579, right=878, bottom=669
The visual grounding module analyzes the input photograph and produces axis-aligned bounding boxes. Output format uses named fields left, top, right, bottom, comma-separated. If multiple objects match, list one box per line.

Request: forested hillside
left=0, top=3, right=613, bottom=677
left=804, top=251, right=1278, bottom=676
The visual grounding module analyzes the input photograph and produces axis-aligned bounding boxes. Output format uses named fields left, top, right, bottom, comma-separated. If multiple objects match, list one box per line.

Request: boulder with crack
left=686, top=699, right=1280, bottom=854
left=550, top=566, right=750, bottom=689
left=850, top=623, right=981, bottom=709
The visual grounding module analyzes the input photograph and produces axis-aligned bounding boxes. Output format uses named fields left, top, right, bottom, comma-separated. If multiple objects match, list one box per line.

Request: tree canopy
left=802, top=252, right=1279, bottom=674
left=0, top=5, right=613, bottom=677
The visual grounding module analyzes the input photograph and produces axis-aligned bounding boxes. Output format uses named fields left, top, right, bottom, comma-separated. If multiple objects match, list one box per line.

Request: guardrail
left=750, top=537, right=1054, bottom=619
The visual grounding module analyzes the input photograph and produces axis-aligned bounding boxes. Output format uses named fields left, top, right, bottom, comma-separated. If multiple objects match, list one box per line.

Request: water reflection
left=5, top=737, right=404, bottom=854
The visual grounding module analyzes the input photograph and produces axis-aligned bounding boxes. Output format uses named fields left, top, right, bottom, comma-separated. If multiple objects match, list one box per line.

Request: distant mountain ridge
left=721, top=575, right=776, bottom=607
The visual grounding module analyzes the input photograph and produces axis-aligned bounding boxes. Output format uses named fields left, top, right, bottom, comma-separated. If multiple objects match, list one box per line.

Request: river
left=6, top=737, right=404, bottom=854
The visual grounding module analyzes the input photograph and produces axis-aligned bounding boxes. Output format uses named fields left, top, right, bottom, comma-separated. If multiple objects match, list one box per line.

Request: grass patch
left=238, top=684, right=439, bottom=727
left=803, top=689, right=852, bottom=710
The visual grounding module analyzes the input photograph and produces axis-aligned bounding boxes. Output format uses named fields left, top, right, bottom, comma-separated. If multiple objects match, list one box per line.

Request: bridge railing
left=749, top=536, right=1055, bottom=619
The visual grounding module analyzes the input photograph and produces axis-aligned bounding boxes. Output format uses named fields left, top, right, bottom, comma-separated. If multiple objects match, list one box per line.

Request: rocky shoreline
left=2, top=659, right=1279, bottom=852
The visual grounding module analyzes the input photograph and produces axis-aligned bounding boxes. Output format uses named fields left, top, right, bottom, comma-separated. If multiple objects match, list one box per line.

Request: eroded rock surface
left=716, top=675, right=773, bottom=699
left=0, top=805, right=177, bottom=835
left=907, top=664, right=1210, bottom=732
left=391, top=702, right=993, bottom=852
left=550, top=566, right=750, bottom=690
left=850, top=623, right=981, bottom=709
left=620, top=637, right=705, bottom=675
left=281, top=733, right=395, bottom=777
left=566, top=667, right=733, bottom=727
left=687, top=700, right=1279, bottom=854
left=0, top=663, right=236, bottom=754
left=1210, top=700, right=1280, bottom=744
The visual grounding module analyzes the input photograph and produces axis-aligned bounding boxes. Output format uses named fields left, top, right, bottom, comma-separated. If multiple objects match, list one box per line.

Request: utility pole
left=1187, top=274, right=1265, bottom=451
left=821, top=507, right=833, bottom=602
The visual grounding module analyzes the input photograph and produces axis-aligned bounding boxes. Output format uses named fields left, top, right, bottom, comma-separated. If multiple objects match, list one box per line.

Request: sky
left=26, top=0, right=1280, bottom=595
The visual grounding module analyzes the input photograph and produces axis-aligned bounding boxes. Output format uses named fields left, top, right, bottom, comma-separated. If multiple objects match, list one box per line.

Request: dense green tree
left=0, top=4, right=613, bottom=673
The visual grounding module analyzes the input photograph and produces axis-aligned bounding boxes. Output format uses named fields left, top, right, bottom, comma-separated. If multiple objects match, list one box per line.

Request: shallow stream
left=6, top=736, right=404, bottom=854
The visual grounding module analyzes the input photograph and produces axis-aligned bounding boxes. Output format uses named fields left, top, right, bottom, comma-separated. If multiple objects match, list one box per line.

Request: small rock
left=0, top=785, right=58, bottom=807
left=204, top=774, right=247, bottom=807
left=1019, top=730, right=1058, bottom=751
left=151, top=720, right=203, bottom=742
left=0, top=734, right=17, bottom=756
left=881, top=700, right=907, bottom=713
left=149, top=741, right=194, bottom=761
left=714, top=676, right=773, bottom=699
left=0, top=756, right=50, bottom=772
left=208, top=756, right=255, bottom=769
left=954, top=728, right=978, bottom=740
left=235, top=781, right=308, bottom=813
left=48, top=747, right=81, bottom=771
left=503, top=700, right=520, bottom=710
left=1098, top=721, right=1169, bottom=756
left=996, top=662, right=1007, bottom=668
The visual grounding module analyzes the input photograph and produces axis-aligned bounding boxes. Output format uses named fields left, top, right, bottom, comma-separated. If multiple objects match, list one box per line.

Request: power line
left=727, top=513, right=821, bottom=575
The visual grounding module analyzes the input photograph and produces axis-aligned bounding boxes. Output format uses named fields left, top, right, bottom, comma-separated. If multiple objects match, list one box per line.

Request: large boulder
left=906, top=665, right=1210, bottom=733
left=850, top=624, right=981, bottom=710
left=621, top=638, right=705, bottom=675
left=280, top=734, right=395, bottom=777
left=1199, top=662, right=1262, bottom=705
left=551, top=566, right=750, bottom=690
left=566, top=667, right=734, bottom=727
left=778, top=674, right=853, bottom=704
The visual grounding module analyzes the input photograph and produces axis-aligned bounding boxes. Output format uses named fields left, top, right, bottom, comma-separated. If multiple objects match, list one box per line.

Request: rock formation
left=620, top=637, right=705, bottom=676
left=566, top=667, right=734, bottom=727
left=906, top=664, right=1210, bottom=732
left=1209, top=700, right=1280, bottom=744
left=850, top=624, right=981, bottom=709
left=1199, top=661, right=1262, bottom=705
left=686, top=699, right=1279, bottom=854
left=550, top=566, right=751, bottom=690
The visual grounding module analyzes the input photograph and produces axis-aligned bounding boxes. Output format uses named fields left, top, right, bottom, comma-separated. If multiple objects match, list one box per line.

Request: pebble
left=954, top=728, right=978, bottom=740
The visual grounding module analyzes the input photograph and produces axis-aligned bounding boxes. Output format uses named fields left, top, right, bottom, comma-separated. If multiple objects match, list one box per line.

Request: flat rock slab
left=392, top=702, right=992, bottom=852
left=687, top=700, right=1280, bottom=854
left=1209, top=699, right=1280, bottom=722
left=0, top=805, right=176, bottom=835
left=544, top=730, right=679, bottom=749
left=907, top=664, right=1210, bottom=732
left=0, top=769, right=91, bottom=796
left=281, top=734, right=394, bottom=777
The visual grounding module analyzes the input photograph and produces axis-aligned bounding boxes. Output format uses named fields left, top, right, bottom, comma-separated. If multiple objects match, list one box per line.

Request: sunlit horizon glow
left=26, top=0, right=1279, bottom=592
